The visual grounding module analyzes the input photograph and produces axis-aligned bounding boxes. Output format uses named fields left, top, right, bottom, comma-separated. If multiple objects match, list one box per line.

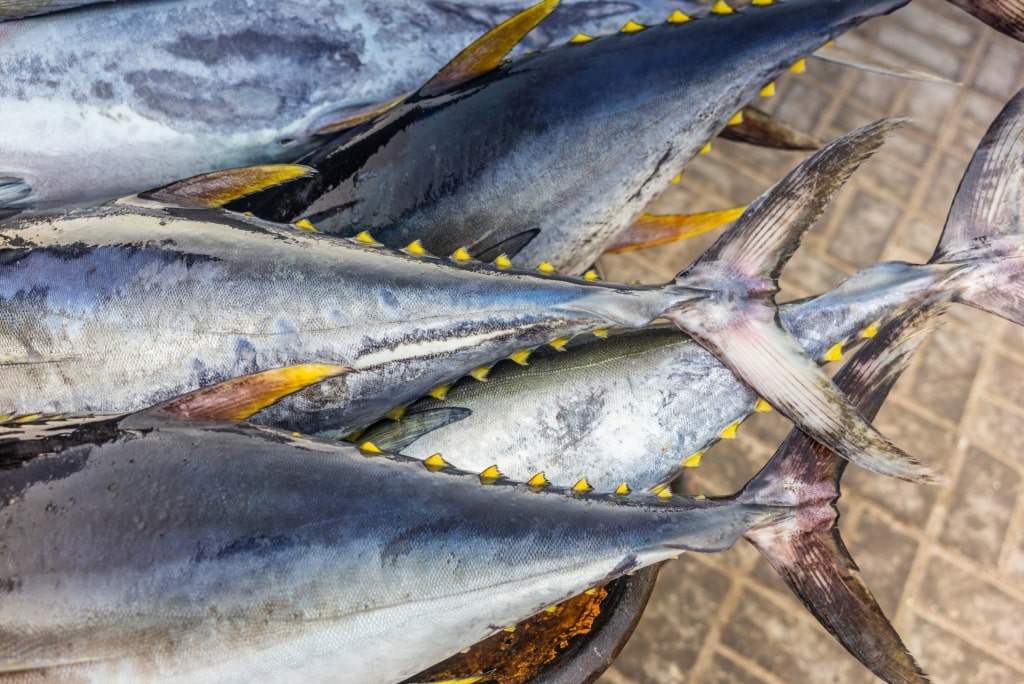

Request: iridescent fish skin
left=0, top=0, right=692, bottom=211
left=239, top=0, right=911, bottom=274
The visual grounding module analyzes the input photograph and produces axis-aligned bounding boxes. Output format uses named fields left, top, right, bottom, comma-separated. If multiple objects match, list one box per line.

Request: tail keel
left=668, top=118, right=939, bottom=484
left=740, top=300, right=945, bottom=684
left=929, top=87, right=1024, bottom=327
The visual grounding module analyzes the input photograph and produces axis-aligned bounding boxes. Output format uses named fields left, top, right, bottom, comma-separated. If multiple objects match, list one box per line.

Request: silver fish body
left=0, top=415, right=774, bottom=683
left=0, top=203, right=689, bottom=433
left=0, top=0, right=691, bottom=211
left=241, top=0, right=911, bottom=274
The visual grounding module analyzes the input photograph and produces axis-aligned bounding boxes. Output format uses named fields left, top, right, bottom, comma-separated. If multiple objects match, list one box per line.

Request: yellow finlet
left=12, top=413, right=41, bottom=423
left=418, top=0, right=559, bottom=97
left=544, top=605, right=558, bottom=613
left=584, top=588, right=598, bottom=596
left=592, top=328, right=610, bottom=339
left=753, top=0, right=774, bottom=5
left=469, top=365, right=492, bottom=382
left=711, top=0, right=735, bottom=14
left=358, top=441, right=383, bottom=454
left=683, top=451, right=704, bottom=468
left=528, top=471, right=550, bottom=489
left=754, top=398, right=773, bottom=413
left=537, top=261, right=556, bottom=274
left=760, top=81, right=776, bottom=98
left=293, top=218, right=317, bottom=232
left=728, top=110, right=744, bottom=126
left=620, top=19, right=645, bottom=33
left=479, top=464, right=503, bottom=484
left=825, top=39, right=836, bottom=48
left=583, top=270, right=600, bottom=281
left=572, top=478, right=594, bottom=494
left=671, top=172, right=683, bottom=185
left=429, top=384, right=452, bottom=401
left=719, top=419, right=742, bottom=440
left=404, top=239, right=429, bottom=256
left=451, top=247, right=473, bottom=262
left=502, top=625, right=516, bottom=633
left=699, top=141, right=713, bottom=155
left=666, top=10, right=691, bottom=23
left=650, top=483, right=669, bottom=496
left=429, top=677, right=487, bottom=684
left=570, top=32, right=594, bottom=44
left=824, top=342, right=844, bottom=362
left=509, top=349, right=532, bottom=366
left=424, top=453, right=452, bottom=472
left=386, top=406, right=407, bottom=421
left=291, top=431, right=302, bottom=438
left=615, top=482, right=631, bottom=496
left=657, top=487, right=673, bottom=499
left=494, top=253, right=514, bottom=269
left=861, top=322, right=880, bottom=339
left=696, top=494, right=706, bottom=501
left=549, top=337, right=571, bottom=351
left=354, top=231, right=379, bottom=245
left=790, top=58, right=807, bottom=74
left=150, top=363, right=350, bottom=422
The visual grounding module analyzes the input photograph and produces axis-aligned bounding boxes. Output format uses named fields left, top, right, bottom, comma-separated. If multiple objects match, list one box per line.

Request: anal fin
left=604, top=208, right=745, bottom=254
left=138, top=165, right=315, bottom=209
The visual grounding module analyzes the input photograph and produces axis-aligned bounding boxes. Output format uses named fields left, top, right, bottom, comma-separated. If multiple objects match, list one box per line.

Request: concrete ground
left=597, top=1, right=1024, bottom=682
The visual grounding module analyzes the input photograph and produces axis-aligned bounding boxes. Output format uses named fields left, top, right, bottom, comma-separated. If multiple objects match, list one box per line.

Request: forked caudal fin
left=948, top=0, right=1024, bottom=43
left=740, top=298, right=946, bottom=684
left=665, top=117, right=940, bottom=485
left=930, top=86, right=1024, bottom=327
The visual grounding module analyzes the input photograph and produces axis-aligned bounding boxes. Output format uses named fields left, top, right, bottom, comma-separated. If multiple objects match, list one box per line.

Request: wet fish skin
left=0, top=0, right=692, bottom=211
left=241, top=0, right=911, bottom=274
left=0, top=329, right=921, bottom=684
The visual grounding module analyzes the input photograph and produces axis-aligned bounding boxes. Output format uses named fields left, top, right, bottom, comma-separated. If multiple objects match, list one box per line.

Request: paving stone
left=890, top=1, right=978, bottom=50
left=939, top=447, right=1021, bottom=566
left=769, top=79, right=833, bottom=139
left=967, top=397, right=1024, bottom=464
left=895, top=217, right=943, bottom=263
left=919, top=554, right=1024, bottom=664
left=607, top=557, right=732, bottom=683
left=700, top=654, right=773, bottom=684
left=909, top=324, right=983, bottom=423
left=906, top=615, right=1024, bottom=684
left=922, top=153, right=968, bottom=220
left=875, top=23, right=965, bottom=83
left=975, top=40, right=1024, bottom=99
left=826, top=188, right=902, bottom=267
left=902, top=81, right=960, bottom=138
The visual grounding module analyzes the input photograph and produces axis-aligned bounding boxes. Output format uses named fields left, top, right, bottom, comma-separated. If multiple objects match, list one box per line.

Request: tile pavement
left=595, top=1, right=1024, bottom=682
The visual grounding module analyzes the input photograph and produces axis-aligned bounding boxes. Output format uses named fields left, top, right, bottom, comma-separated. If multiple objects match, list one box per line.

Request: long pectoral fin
left=604, top=208, right=745, bottom=254
left=418, top=0, right=559, bottom=98
left=351, top=407, right=472, bottom=452
left=675, top=307, right=938, bottom=484
left=138, top=165, right=316, bottom=209
left=145, top=364, right=350, bottom=422
left=815, top=44, right=957, bottom=83
left=719, top=107, right=822, bottom=151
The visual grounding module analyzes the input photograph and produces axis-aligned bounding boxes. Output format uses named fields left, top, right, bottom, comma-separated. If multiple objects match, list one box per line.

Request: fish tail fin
left=948, top=0, right=1024, bottom=42
left=738, top=298, right=944, bottom=684
left=666, top=118, right=939, bottom=485
left=929, top=87, right=1024, bottom=328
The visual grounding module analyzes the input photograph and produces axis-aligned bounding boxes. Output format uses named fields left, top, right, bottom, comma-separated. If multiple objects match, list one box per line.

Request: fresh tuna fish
left=0, top=118, right=937, bottom=484
left=360, top=84, right=1024, bottom=497
left=0, top=0, right=707, bottom=211
left=0, top=301, right=934, bottom=683
left=234, top=0, right=913, bottom=274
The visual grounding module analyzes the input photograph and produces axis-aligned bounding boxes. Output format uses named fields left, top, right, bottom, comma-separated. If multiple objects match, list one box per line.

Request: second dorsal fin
left=418, top=0, right=559, bottom=98
left=139, top=165, right=316, bottom=209
left=145, top=364, right=350, bottom=422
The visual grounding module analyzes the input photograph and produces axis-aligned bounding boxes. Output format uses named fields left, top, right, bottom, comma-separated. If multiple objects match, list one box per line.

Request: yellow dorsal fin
left=620, top=19, right=645, bottom=33
left=139, top=165, right=314, bottom=209
left=666, top=10, right=691, bottom=23
left=479, top=464, right=503, bottom=484
left=527, top=471, right=550, bottom=489
left=604, top=207, right=745, bottom=255
left=569, top=33, right=594, bottom=44
left=148, top=364, right=348, bottom=422
left=423, top=453, right=452, bottom=472
left=711, top=0, right=735, bottom=14
left=419, top=0, right=559, bottom=97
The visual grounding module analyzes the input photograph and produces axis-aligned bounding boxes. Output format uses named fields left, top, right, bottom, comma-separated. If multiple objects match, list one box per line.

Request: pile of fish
left=2, top=0, right=1024, bottom=682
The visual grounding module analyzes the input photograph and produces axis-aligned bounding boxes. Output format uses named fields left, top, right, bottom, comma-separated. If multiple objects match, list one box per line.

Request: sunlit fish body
left=237, top=0, right=911, bottom=274
left=0, top=303, right=934, bottom=683
left=0, top=0, right=694, bottom=211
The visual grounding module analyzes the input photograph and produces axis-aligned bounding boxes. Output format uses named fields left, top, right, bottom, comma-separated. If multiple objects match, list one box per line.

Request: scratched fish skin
left=236, top=0, right=910, bottom=275
left=0, top=317, right=926, bottom=684
left=0, top=0, right=695, bottom=211
left=360, top=84, right=1024, bottom=495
